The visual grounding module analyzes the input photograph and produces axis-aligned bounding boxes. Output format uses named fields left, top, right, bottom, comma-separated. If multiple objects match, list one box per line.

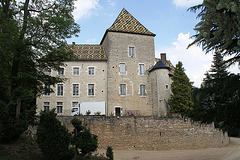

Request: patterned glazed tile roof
left=65, top=45, right=107, bottom=61
left=107, top=8, right=155, bottom=36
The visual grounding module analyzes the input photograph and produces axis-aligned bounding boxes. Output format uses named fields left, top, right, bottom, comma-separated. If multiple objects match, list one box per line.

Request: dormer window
left=129, top=47, right=135, bottom=57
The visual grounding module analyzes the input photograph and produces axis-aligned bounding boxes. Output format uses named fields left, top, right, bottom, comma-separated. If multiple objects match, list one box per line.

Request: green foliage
left=189, top=51, right=240, bottom=134
left=106, top=146, right=114, bottom=160
left=71, top=118, right=98, bottom=157
left=0, top=0, right=80, bottom=142
left=169, top=61, right=193, bottom=115
left=188, top=0, right=240, bottom=66
left=36, top=110, right=75, bottom=160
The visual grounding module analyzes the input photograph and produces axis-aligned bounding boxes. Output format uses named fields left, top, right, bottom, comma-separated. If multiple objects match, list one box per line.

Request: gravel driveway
left=98, top=137, right=240, bottom=160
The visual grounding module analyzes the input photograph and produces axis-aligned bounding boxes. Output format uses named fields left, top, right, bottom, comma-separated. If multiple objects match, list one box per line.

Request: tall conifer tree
left=169, top=61, right=193, bottom=115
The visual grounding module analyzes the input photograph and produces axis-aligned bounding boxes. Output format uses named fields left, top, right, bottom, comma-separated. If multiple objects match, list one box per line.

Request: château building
left=36, top=8, right=174, bottom=117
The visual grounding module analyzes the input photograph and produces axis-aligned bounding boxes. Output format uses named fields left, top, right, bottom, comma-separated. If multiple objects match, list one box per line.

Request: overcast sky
left=67, top=0, right=239, bottom=87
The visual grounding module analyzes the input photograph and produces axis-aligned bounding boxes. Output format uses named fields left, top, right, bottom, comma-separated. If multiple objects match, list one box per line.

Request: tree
left=106, top=146, right=114, bottom=160
left=0, top=0, right=80, bottom=142
left=188, top=0, right=240, bottom=66
left=169, top=61, right=193, bottom=115
left=71, top=118, right=98, bottom=157
left=190, top=52, right=229, bottom=122
left=37, top=110, right=75, bottom=160
left=189, top=51, right=240, bottom=134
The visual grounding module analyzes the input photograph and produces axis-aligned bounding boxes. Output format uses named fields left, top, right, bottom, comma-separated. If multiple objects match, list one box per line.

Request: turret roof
left=149, top=60, right=171, bottom=72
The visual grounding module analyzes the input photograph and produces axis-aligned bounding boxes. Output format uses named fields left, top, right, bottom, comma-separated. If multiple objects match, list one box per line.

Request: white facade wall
left=36, top=61, right=108, bottom=115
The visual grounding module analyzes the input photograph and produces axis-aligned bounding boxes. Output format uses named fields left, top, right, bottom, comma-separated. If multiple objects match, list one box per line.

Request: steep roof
left=65, top=44, right=107, bottom=61
left=149, top=60, right=171, bottom=73
left=108, top=8, right=155, bottom=36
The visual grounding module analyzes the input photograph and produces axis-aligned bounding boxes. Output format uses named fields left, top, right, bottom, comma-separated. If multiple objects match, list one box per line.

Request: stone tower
left=101, top=8, right=156, bottom=116
left=149, top=57, right=172, bottom=116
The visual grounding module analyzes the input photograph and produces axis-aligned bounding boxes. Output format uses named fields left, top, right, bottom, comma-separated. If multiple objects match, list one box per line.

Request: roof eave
left=100, top=29, right=156, bottom=45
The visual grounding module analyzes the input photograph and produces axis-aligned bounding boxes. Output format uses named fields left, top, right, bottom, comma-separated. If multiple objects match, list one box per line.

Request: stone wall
left=102, top=32, right=156, bottom=116
left=58, top=116, right=229, bottom=150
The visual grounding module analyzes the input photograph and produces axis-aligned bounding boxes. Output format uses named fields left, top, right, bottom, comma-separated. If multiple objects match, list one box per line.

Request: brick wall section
left=57, top=116, right=229, bottom=150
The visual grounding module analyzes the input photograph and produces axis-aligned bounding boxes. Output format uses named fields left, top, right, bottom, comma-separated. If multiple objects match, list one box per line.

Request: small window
left=44, top=85, right=50, bottom=96
left=57, top=84, right=63, bottom=96
left=73, top=67, right=79, bottom=75
left=56, top=102, right=63, bottom=114
left=88, top=84, right=94, bottom=96
left=166, top=84, right=169, bottom=90
left=139, top=64, right=145, bottom=75
left=120, top=63, right=126, bottom=75
left=129, top=47, right=135, bottom=57
left=140, top=84, right=146, bottom=96
left=58, top=68, right=64, bottom=76
left=88, top=67, right=94, bottom=75
left=43, top=102, right=50, bottom=111
left=120, top=84, right=126, bottom=96
left=44, top=68, right=51, bottom=75
left=72, top=84, right=79, bottom=96
left=72, top=102, right=79, bottom=108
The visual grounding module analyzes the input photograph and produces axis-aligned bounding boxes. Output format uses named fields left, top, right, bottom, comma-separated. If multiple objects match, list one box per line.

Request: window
left=72, top=102, right=79, bottom=108
left=44, top=85, right=50, bottom=96
left=166, top=84, right=169, bottom=90
left=58, top=68, right=64, bottom=76
left=73, top=67, right=79, bottom=75
left=88, top=84, right=94, bottom=96
left=72, top=84, right=79, bottom=96
left=44, top=68, right=51, bottom=75
left=120, top=63, right=126, bottom=75
left=43, top=102, right=50, bottom=111
left=140, top=84, right=146, bottom=96
left=129, top=47, right=135, bottom=57
left=56, top=102, right=63, bottom=114
left=57, top=84, right=63, bottom=96
left=139, top=64, right=145, bottom=75
left=120, top=84, right=126, bottom=96
left=88, top=67, right=94, bottom=75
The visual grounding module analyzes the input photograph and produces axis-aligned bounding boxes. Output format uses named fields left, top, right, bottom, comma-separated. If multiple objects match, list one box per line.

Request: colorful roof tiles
left=107, top=8, right=155, bottom=36
left=66, top=45, right=107, bottom=61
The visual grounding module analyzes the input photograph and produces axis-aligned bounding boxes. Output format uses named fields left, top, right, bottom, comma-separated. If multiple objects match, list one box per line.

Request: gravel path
left=98, top=137, right=240, bottom=160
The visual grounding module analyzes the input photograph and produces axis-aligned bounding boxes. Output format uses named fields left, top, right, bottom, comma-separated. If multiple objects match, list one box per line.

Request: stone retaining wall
left=57, top=116, right=229, bottom=150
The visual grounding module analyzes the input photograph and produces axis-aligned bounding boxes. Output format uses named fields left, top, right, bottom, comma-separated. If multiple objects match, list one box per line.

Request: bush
left=106, top=146, right=113, bottom=160
left=71, top=118, right=98, bottom=156
left=0, top=101, right=26, bottom=143
left=36, top=109, right=75, bottom=160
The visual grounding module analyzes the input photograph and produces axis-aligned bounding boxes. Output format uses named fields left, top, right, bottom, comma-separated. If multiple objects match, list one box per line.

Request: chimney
left=160, top=53, right=166, bottom=63
left=72, top=42, right=75, bottom=45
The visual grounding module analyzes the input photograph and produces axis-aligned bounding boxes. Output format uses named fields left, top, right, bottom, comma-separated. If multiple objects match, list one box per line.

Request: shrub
left=71, top=118, right=98, bottom=156
left=0, top=101, right=26, bottom=143
left=36, top=109, right=75, bottom=160
left=106, top=146, right=113, bottom=160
